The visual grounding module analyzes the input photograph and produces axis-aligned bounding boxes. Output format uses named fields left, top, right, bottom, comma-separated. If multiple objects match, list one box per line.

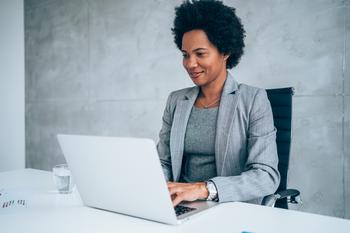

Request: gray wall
left=25, top=0, right=350, bottom=219
left=0, top=0, right=25, bottom=172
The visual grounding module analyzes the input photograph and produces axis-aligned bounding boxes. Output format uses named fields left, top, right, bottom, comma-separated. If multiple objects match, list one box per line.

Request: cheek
left=198, top=58, right=211, bottom=69
left=201, top=59, right=216, bottom=72
left=208, top=56, right=224, bottom=71
left=183, top=59, right=190, bottom=69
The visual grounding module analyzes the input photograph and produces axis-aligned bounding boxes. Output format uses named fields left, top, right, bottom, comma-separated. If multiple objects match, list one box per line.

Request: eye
left=182, top=53, right=189, bottom=58
left=196, top=52, right=205, bottom=57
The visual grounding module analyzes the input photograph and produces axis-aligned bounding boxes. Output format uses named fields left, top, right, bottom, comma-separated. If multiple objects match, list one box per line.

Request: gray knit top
left=179, top=105, right=218, bottom=183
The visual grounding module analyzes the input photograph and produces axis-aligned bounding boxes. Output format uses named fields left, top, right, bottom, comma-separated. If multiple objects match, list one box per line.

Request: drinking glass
left=53, top=164, right=74, bottom=194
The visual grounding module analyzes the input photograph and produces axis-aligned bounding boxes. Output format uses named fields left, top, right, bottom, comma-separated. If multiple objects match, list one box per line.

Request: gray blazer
left=157, top=71, right=280, bottom=204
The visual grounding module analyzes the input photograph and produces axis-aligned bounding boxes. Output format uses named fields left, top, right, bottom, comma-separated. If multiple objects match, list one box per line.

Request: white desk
left=0, top=169, right=349, bottom=233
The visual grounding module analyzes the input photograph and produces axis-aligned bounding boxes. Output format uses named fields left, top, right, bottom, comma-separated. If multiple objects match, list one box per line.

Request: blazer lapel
left=170, top=87, right=199, bottom=181
left=215, top=72, right=240, bottom=176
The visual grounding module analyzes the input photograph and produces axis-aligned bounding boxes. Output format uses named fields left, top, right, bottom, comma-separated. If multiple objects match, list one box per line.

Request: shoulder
left=236, top=83, right=270, bottom=114
left=166, top=86, right=196, bottom=106
left=237, top=83, right=267, bottom=103
left=169, top=86, right=195, bottom=98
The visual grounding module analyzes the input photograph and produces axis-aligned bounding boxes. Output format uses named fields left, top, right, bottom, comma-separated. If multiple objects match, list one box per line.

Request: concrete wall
left=0, top=0, right=25, bottom=172
left=25, top=0, right=350, bottom=219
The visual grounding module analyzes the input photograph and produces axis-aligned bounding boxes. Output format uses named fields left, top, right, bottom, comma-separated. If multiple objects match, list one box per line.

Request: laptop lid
left=57, top=134, right=178, bottom=224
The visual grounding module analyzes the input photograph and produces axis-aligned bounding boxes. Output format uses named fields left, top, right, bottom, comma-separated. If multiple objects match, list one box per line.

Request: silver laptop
left=57, top=134, right=218, bottom=224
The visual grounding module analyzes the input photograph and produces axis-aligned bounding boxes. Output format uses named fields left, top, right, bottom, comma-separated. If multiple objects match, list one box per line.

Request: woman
left=157, top=0, right=280, bottom=207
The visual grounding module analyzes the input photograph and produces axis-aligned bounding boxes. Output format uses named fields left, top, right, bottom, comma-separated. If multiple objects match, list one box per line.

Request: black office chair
left=262, top=87, right=301, bottom=209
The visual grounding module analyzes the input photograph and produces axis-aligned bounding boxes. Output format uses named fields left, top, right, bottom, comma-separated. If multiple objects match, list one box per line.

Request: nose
left=184, top=55, right=198, bottom=69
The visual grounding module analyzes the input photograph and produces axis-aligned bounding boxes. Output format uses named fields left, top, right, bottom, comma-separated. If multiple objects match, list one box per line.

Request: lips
left=189, top=71, right=204, bottom=79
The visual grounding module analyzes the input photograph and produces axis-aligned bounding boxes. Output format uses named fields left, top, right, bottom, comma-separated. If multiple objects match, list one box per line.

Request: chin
left=190, top=76, right=205, bottom=86
left=191, top=79, right=205, bottom=87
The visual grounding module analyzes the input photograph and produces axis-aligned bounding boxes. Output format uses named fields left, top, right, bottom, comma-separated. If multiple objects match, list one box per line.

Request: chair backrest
left=266, top=87, right=294, bottom=209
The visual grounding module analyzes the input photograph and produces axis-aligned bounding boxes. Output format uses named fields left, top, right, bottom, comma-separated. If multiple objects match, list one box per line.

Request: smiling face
left=181, top=29, right=228, bottom=88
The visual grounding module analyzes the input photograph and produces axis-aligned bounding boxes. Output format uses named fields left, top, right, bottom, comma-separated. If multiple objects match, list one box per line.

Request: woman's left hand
left=167, top=182, right=209, bottom=207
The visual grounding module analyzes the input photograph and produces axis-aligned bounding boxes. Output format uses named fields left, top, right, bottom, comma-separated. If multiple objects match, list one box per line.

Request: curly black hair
left=171, top=0, right=246, bottom=69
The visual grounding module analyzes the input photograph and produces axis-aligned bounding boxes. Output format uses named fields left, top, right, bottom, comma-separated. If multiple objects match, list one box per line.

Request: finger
left=172, top=193, right=184, bottom=207
left=168, top=186, right=183, bottom=195
left=170, top=194, right=177, bottom=201
left=167, top=183, right=190, bottom=192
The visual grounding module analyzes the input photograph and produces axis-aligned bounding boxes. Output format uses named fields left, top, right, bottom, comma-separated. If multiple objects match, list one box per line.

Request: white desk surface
left=0, top=169, right=349, bottom=233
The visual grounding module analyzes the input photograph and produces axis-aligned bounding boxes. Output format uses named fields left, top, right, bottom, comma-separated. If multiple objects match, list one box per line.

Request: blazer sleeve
left=156, top=93, right=174, bottom=182
left=211, top=89, right=281, bottom=203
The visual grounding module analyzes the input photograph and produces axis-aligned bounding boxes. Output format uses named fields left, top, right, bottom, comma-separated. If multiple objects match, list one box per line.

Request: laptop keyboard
left=174, top=205, right=196, bottom=216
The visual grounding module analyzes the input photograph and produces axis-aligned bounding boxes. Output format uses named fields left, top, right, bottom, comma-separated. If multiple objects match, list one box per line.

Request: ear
left=223, top=54, right=230, bottom=61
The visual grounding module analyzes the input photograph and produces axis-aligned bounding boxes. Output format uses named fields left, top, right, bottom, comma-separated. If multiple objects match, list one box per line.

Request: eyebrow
left=181, top=48, right=208, bottom=53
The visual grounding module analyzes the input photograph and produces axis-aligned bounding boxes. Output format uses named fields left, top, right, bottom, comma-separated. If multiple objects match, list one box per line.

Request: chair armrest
left=262, top=189, right=302, bottom=207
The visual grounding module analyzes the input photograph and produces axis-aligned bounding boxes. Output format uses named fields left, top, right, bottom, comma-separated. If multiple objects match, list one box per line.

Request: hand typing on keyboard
left=167, top=182, right=209, bottom=207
